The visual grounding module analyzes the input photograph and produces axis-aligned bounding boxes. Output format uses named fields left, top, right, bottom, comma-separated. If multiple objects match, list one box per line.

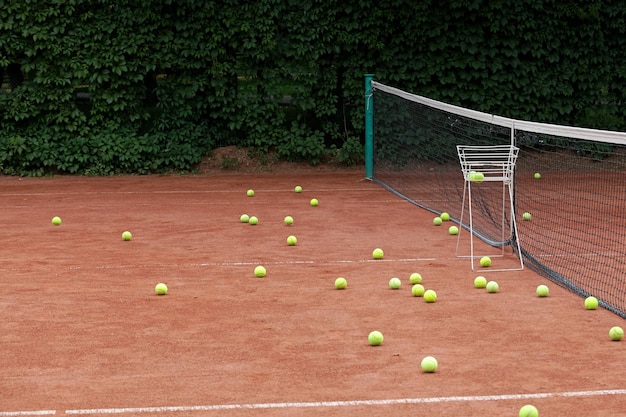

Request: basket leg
left=456, top=179, right=468, bottom=258
left=508, top=181, right=524, bottom=270
left=468, top=181, right=475, bottom=271
left=501, top=181, right=506, bottom=258
left=456, top=178, right=476, bottom=271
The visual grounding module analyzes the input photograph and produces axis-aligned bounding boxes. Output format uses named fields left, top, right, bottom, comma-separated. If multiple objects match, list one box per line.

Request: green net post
left=364, top=74, right=374, bottom=179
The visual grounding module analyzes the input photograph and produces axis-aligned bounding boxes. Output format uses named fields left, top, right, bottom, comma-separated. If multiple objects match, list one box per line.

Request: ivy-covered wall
left=1, top=1, right=624, bottom=175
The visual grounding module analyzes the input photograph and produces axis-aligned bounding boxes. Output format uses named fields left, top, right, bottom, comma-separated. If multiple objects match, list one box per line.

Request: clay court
left=2, top=169, right=626, bottom=416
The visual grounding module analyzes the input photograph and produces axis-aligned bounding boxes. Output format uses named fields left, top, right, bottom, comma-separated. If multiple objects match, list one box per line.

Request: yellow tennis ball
left=411, top=284, right=425, bottom=297
left=287, top=235, right=298, bottom=246
left=470, top=171, right=485, bottom=183
left=334, top=277, right=347, bottom=289
left=246, top=189, right=254, bottom=197
left=368, top=330, right=383, bottom=346
left=440, top=212, right=450, bottom=221
left=240, top=214, right=250, bottom=223
left=480, top=256, right=492, bottom=267
left=536, top=284, right=549, bottom=297
left=519, top=404, right=539, bottom=417
left=284, top=215, right=294, bottom=225
left=155, top=283, right=168, bottom=295
left=409, top=272, right=422, bottom=284
left=51, top=216, right=62, bottom=226
left=448, top=226, right=459, bottom=235
left=122, top=231, right=132, bottom=241
left=248, top=216, right=258, bottom=225
left=389, top=277, right=401, bottom=289
left=372, top=248, right=384, bottom=259
left=486, top=281, right=499, bottom=293
left=609, top=326, right=624, bottom=341
left=254, top=265, right=266, bottom=278
left=474, top=276, right=487, bottom=288
left=433, top=217, right=442, bottom=226
left=424, top=289, right=437, bottom=302
left=585, top=296, right=598, bottom=310
left=534, top=172, right=541, bottom=179
left=421, top=356, right=438, bottom=373
left=294, top=185, right=303, bottom=193
left=523, top=212, right=532, bottom=221
left=310, top=198, right=319, bottom=206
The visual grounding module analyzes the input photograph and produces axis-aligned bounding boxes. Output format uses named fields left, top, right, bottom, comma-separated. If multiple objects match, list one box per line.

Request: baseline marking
left=0, top=411, right=56, bottom=416
left=62, top=389, right=626, bottom=414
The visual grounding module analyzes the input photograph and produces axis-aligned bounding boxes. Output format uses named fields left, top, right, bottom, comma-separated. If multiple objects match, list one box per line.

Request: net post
left=364, top=74, right=375, bottom=179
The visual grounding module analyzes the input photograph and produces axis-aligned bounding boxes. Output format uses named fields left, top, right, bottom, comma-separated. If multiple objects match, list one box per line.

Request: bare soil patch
left=197, top=145, right=364, bottom=174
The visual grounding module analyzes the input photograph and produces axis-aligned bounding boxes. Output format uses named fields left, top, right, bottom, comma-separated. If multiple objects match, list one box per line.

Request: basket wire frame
left=456, top=144, right=524, bottom=272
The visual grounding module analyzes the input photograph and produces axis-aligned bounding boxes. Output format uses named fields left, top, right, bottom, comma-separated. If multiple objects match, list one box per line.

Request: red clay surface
left=2, top=171, right=626, bottom=416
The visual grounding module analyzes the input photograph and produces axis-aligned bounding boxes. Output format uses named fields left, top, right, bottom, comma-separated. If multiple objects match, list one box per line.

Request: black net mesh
left=372, top=83, right=626, bottom=318
left=371, top=86, right=513, bottom=245
left=515, top=134, right=626, bottom=317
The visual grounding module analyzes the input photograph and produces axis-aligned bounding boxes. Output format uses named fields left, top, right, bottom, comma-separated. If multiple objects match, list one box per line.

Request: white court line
left=60, top=389, right=626, bottom=414
left=0, top=257, right=439, bottom=273
left=4, top=389, right=626, bottom=416
left=195, top=258, right=438, bottom=267
left=533, top=253, right=626, bottom=259
left=2, top=187, right=377, bottom=197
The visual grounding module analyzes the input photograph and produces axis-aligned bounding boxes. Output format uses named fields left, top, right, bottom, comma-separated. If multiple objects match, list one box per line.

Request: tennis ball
left=585, top=296, right=598, bottom=310
left=424, top=289, right=437, bottom=302
left=284, top=215, right=294, bottom=225
left=486, top=281, right=499, bottom=293
left=294, top=185, right=303, bottom=193
left=518, top=404, right=539, bottom=417
left=421, top=356, right=438, bottom=373
left=122, top=231, right=132, bottom=241
left=474, top=276, right=487, bottom=288
left=254, top=265, right=266, bottom=278
left=246, top=189, right=254, bottom=197
left=412, top=284, right=425, bottom=297
left=155, top=283, right=168, bottom=295
left=433, top=217, right=443, bottom=226
left=310, top=198, right=319, bottom=206
left=480, top=256, right=492, bottom=267
left=51, top=216, right=62, bottom=226
left=372, top=248, right=384, bottom=259
left=536, top=284, right=549, bottom=297
left=240, top=214, right=250, bottom=223
left=248, top=216, right=259, bottom=225
left=470, top=171, right=485, bottom=183
left=609, top=326, right=624, bottom=341
left=448, top=226, right=459, bottom=235
left=440, top=212, right=450, bottom=221
left=534, top=172, right=541, bottom=179
left=409, top=272, right=422, bottom=284
left=334, top=277, right=347, bottom=289
left=287, top=235, right=298, bottom=246
left=368, top=330, right=383, bottom=346
left=389, top=277, right=401, bottom=289
left=523, top=212, right=532, bottom=221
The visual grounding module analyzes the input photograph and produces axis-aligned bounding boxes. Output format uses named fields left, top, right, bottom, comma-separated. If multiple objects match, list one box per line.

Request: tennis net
left=369, top=80, right=626, bottom=318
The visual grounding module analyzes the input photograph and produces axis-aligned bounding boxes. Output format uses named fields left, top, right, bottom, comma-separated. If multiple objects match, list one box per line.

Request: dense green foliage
left=1, top=1, right=624, bottom=175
